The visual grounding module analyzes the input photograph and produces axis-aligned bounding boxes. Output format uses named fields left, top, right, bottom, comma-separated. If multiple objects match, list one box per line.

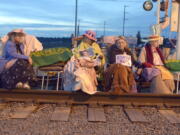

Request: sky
left=0, top=0, right=176, bottom=37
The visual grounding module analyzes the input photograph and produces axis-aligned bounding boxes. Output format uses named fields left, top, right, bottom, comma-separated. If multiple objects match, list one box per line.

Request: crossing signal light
left=143, top=0, right=153, bottom=11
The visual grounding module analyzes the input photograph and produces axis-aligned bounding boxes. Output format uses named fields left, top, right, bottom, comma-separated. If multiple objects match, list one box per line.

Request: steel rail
left=0, top=89, right=180, bottom=106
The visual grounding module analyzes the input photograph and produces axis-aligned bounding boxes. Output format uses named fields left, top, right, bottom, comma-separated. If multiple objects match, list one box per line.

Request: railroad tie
left=51, top=106, right=71, bottom=121
left=124, top=108, right=149, bottom=123
left=10, top=105, right=37, bottom=119
left=159, top=109, right=180, bottom=124
left=88, top=106, right=106, bottom=122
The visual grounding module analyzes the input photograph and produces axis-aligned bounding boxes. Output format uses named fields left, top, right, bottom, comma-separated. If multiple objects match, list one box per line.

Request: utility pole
left=74, top=0, right=78, bottom=38
left=77, top=19, right=80, bottom=37
left=123, top=5, right=128, bottom=36
left=103, top=21, right=106, bottom=36
left=157, top=0, right=161, bottom=25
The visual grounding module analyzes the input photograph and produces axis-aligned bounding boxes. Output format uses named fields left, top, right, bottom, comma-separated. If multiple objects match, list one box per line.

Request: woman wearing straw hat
left=0, top=32, right=35, bottom=89
left=138, top=35, right=175, bottom=94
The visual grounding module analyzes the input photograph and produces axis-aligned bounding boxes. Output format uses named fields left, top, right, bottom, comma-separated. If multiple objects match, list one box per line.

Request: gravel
left=0, top=103, right=179, bottom=135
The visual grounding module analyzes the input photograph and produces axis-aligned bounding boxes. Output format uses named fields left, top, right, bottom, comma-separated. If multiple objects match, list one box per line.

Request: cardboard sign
left=116, top=54, right=132, bottom=67
left=86, top=47, right=94, bottom=57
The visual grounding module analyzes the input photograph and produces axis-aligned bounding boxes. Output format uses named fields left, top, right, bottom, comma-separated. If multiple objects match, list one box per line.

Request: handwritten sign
left=116, top=54, right=132, bottom=67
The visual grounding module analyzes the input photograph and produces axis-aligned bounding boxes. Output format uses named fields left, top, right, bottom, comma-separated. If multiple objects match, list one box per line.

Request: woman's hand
left=28, top=57, right=33, bottom=65
left=75, top=59, right=81, bottom=68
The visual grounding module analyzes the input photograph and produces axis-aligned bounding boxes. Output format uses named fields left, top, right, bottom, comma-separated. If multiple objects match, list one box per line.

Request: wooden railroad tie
left=10, top=105, right=37, bottom=119
left=51, top=106, right=71, bottom=121
left=124, top=108, right=149, bottom=123
left=159, top=109, right=180, bottom=124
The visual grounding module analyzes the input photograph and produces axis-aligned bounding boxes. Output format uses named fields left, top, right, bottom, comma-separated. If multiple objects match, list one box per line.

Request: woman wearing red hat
left=138, top=35, right=175, bottom=94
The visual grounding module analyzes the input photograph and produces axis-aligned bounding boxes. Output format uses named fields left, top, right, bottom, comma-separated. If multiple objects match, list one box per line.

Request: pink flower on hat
left=83, top=30, right=97, bottom=41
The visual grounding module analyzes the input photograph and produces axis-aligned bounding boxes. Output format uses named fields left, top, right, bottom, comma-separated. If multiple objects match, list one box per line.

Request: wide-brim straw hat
left=7, top=29, right=26, bottom=37
left=148, top=35, right=161, bottom=41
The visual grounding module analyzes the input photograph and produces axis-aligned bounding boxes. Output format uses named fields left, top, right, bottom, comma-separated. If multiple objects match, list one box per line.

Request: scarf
left=145, top=44, right=165, bottom=65
left=16, top=44, right=23, bottom=54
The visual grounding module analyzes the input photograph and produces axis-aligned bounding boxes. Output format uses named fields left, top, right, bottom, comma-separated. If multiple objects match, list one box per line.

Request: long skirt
left=142, top=67, right=175, bottom=94
left=0, top=59, right=35, bottom=89
left=150, top=75, right=175, bottom=94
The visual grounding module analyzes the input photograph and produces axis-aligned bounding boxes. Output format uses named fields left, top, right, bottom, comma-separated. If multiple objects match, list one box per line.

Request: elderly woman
left=1, top=29, right=43, bottom=56
left=73, top=30, right=105, bottom=65
left=63, top=30, right=105, bottom=94
left=0, top=32, right=35, bottom=89
left=104, top=36, right=137, bottom=94
left=138, top=35, right=175, bottom=94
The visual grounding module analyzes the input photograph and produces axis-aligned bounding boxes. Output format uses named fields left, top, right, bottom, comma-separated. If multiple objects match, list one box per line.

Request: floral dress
left=0, top=41, right=35, bottom=89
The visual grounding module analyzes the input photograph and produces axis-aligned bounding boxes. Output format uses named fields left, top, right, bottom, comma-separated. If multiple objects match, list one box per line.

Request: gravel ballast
left=0, top=103, right=179, bottom=135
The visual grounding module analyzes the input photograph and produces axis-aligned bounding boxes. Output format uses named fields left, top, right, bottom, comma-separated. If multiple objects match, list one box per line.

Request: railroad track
left=0, top=89, right=180, bottom=107
left=0, top=89, right=180, bottom=125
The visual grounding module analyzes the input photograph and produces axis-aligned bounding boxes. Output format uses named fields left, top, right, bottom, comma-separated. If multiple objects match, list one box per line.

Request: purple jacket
left=0, top=41, right=28, bottom=73
left=4, top=41, right=28, bottom=60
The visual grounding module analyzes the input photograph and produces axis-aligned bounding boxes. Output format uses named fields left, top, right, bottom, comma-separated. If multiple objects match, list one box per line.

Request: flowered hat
left=83, top=30, right=97, bottom=41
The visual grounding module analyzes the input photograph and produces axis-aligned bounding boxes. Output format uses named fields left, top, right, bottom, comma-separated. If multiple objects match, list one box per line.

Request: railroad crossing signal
left=143, top=0, right=153, bottom=11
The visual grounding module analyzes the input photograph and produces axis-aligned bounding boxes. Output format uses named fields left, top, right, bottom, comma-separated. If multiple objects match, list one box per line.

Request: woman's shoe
left=16, top=82, right=23, bottom=89
left=23, top=83, right=31, bottom=89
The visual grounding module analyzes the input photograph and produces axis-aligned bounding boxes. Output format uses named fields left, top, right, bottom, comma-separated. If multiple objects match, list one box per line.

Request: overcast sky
left=0, top=0, right=174, bottom=37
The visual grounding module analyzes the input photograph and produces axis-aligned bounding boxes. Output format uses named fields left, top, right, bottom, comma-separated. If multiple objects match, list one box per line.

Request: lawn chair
left=38, top=62, right=65, bottom=91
